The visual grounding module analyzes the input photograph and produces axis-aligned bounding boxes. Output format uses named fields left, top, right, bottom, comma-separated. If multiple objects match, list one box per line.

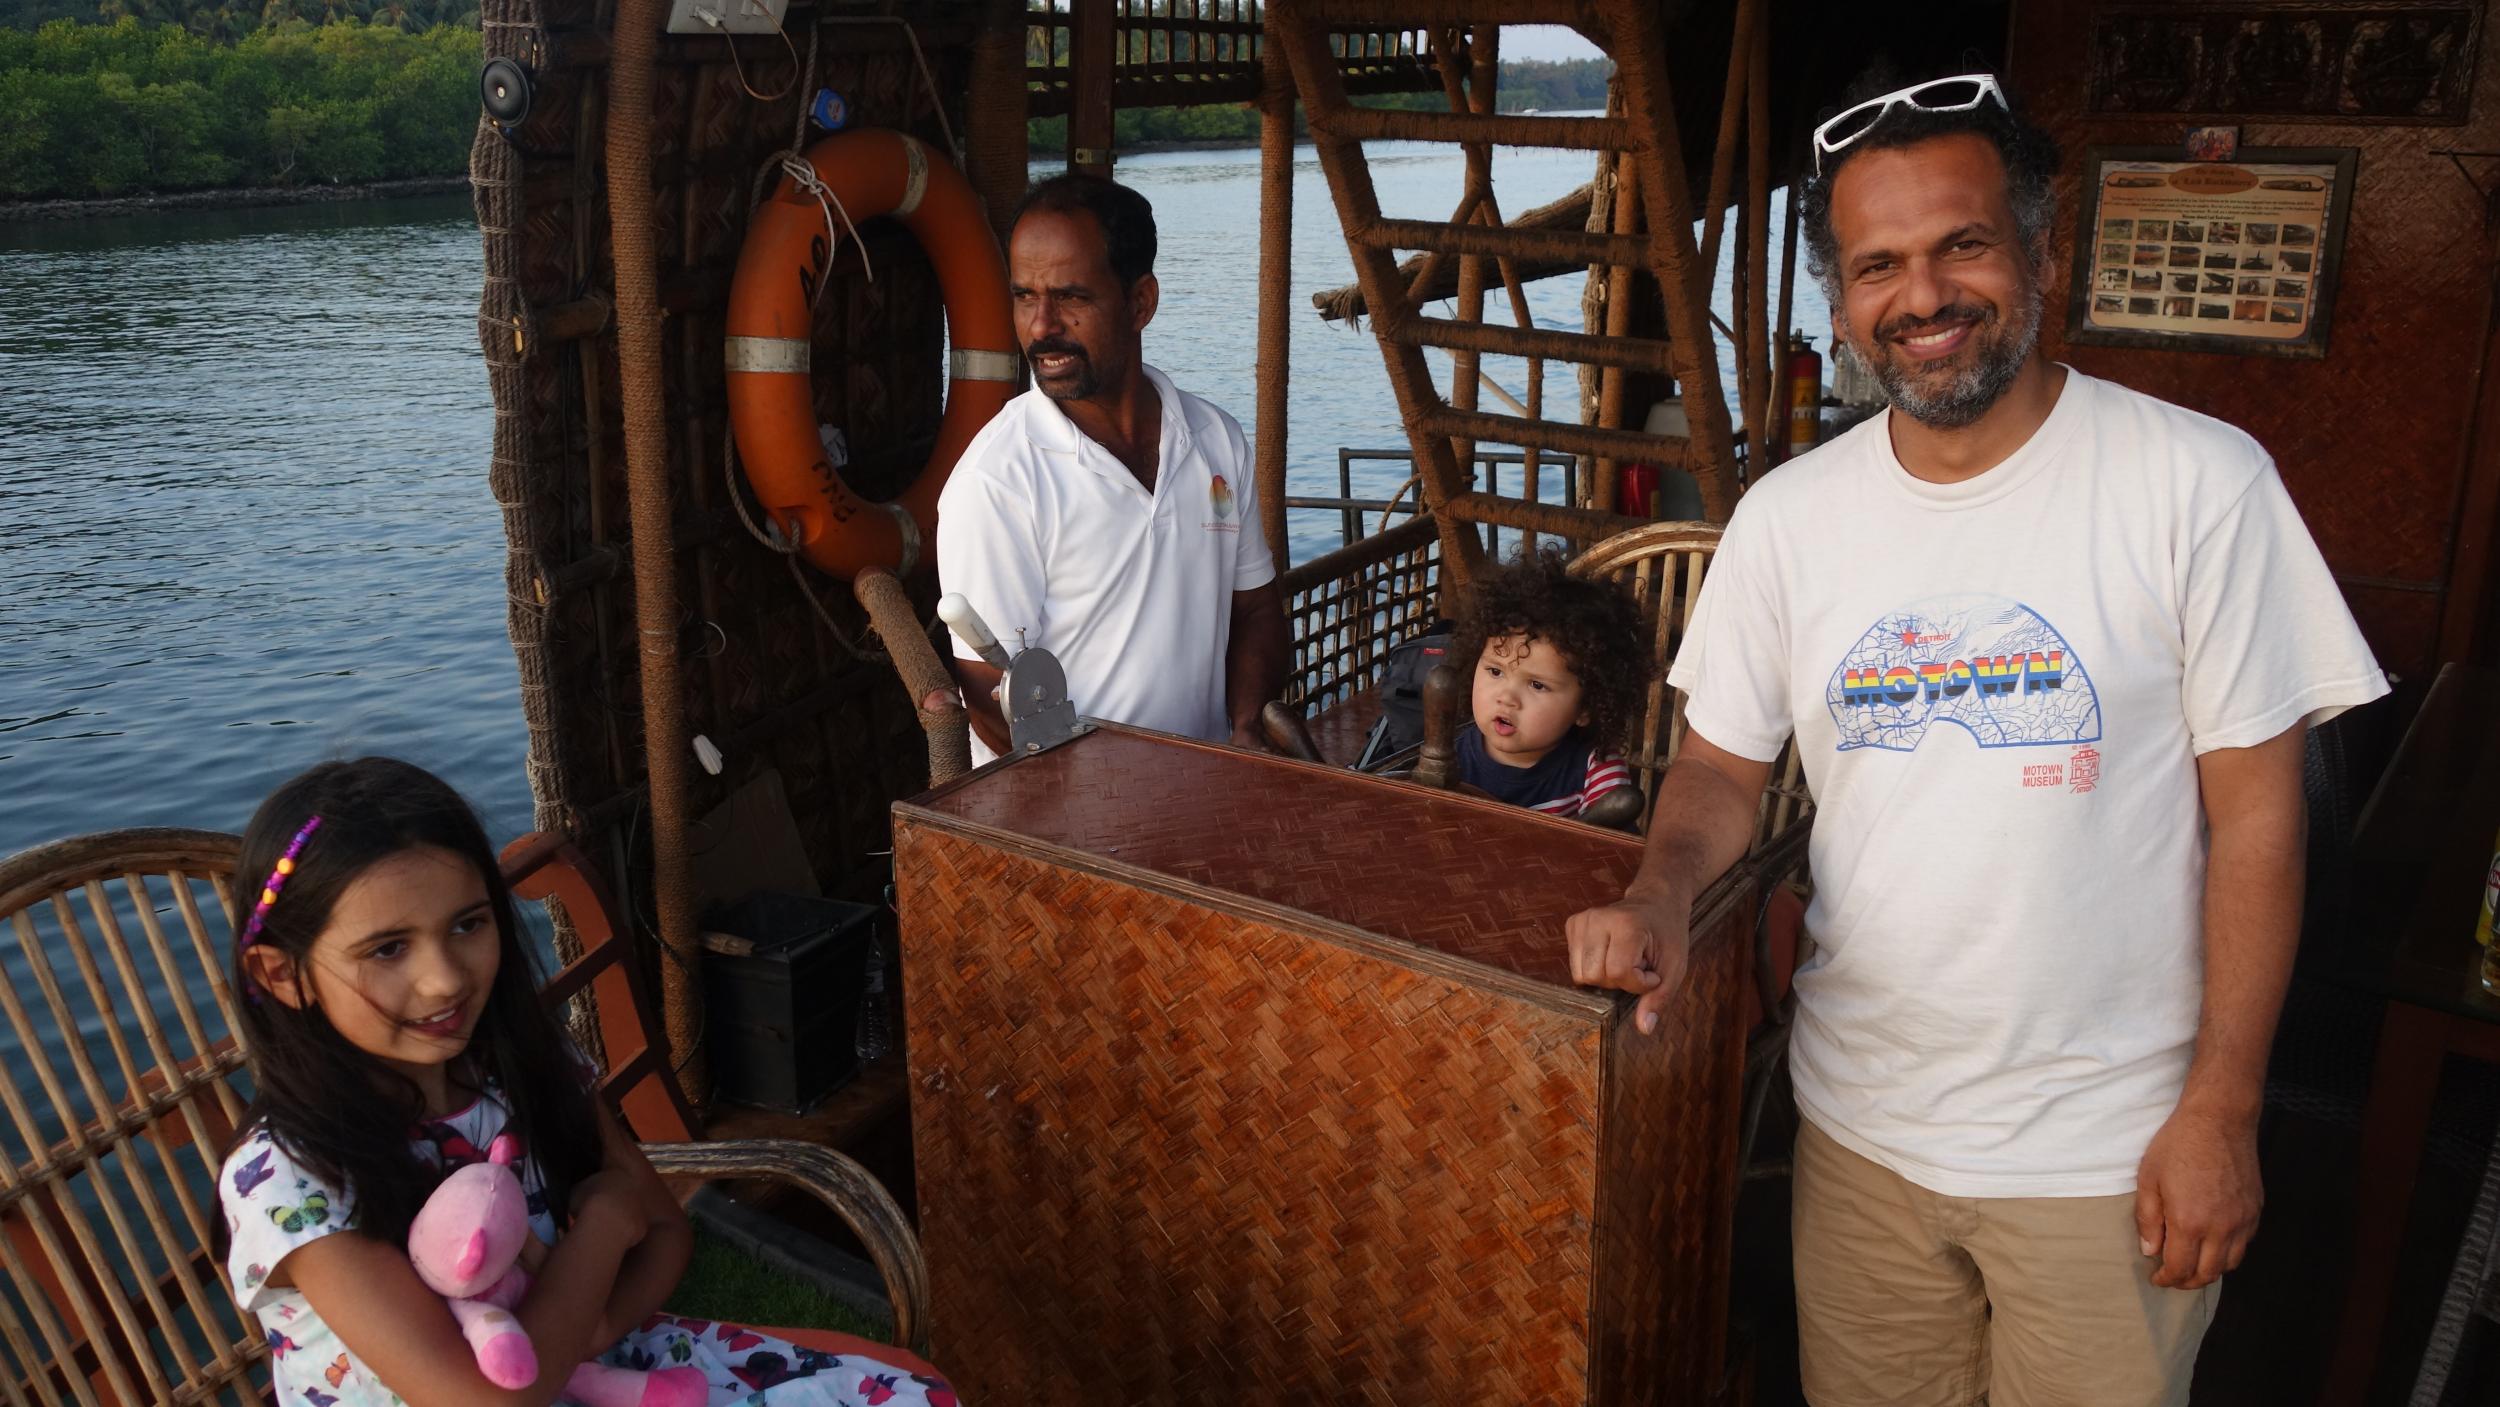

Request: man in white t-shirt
left=939, top=174, right=1288, bottom=763
left=1566, top=74, right=2386, bottom=1405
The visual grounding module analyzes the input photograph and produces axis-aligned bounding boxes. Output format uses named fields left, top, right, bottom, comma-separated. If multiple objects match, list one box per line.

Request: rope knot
left=782, top=154, right=873, bottom=289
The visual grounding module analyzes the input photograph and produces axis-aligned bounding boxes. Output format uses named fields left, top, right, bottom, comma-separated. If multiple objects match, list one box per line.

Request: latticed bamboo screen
left=1023, top=0, right=1434, bottom=113
left=0, top=831, right=262, bottom=1407
left=1278, top=514, right=1441, bottom=715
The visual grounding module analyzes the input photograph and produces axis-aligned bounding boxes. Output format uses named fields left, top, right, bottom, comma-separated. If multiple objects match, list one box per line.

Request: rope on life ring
left=725, top=127, right=1018, bottom=580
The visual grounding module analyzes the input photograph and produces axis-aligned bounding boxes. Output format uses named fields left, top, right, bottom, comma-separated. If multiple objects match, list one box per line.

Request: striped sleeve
left=1525, top=753, right=1633, bottom=818
left=1578, top=753, right=1632, bottom=814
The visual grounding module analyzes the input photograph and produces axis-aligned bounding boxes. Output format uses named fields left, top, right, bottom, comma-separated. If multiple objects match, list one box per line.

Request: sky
left=1500, top=25, right=1606, bottom=63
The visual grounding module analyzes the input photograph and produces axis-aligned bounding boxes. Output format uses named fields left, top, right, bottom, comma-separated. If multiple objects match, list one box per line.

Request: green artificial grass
left=662, top=1226, right=887, bottom=1341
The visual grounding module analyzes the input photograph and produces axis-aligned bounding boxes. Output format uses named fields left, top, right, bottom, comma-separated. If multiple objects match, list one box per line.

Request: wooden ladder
left=1267, top=0, right=1741, bottom=588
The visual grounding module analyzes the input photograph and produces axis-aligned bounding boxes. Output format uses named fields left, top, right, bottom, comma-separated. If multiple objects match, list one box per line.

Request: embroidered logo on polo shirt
left=1204, top=472, right=1239, bottom=533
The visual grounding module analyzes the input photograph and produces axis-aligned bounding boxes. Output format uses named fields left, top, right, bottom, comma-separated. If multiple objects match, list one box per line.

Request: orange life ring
left=726, top=129, right=1017, bottom=580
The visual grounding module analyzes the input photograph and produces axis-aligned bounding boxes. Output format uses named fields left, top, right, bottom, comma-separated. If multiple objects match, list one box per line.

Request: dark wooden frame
left=2063, top=144, right=2360, bottom=360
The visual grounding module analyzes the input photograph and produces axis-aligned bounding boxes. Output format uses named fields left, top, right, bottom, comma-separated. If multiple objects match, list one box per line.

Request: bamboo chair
left=0, top=827, right=931, bottom=1407
left=1564, top=520, right=1813, bottom=850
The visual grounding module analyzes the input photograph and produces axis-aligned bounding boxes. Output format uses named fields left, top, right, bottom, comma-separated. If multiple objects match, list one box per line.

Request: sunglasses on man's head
left=1812, top=74, right=2009, bottom=176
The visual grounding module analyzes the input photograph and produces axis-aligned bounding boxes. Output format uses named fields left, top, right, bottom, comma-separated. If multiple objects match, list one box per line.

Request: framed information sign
left=2065, top=145, right=2357, bottom=358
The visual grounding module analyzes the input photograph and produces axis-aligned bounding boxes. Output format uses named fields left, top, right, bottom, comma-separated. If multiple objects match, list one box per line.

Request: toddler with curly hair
left=1448, top=546, right=1653, bottom=819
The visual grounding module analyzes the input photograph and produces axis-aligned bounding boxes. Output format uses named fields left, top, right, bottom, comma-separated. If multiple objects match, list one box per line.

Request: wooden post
left=1593, top=157, right=1642, bottom=516
left=1742, top=6, right=1772, bottom=479
left=1254, top=25, right=1294, bottom=572
left=1068, top=0, right=1115, bottom=176
left=1694, top=0, right=1758, bottom=278
left=1772, top=135, right=1802, bottom=447
left=968, top=0, right=1033, bottom=249
left=603, top=0, right=704, bottom=1097
left=1455, top=28, right=1497, bottom=535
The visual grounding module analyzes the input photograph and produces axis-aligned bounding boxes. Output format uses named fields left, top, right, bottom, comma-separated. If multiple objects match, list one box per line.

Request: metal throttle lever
left=937, top=593, right=1087, bottom=758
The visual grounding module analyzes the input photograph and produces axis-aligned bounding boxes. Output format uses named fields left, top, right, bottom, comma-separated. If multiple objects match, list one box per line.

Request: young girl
left=217, top=756, right=955, bottom=1407
left=1448, top=547, right=1651, bottom=819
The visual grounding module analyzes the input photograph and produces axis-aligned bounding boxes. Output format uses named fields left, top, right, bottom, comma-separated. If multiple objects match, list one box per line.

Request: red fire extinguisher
left=1785, top=333, right=1824, bottom=462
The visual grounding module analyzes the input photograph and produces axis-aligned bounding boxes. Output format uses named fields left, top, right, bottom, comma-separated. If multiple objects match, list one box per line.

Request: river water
left=0, top=140, right=1823, bottom=858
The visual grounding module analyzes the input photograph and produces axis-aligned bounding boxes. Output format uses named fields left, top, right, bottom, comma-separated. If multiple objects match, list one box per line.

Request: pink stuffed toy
left=407, top=1135, right=706, bottom=1407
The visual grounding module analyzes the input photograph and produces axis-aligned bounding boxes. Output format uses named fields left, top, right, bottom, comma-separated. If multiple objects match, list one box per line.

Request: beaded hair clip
left=240, top=815, right=323, bottom=950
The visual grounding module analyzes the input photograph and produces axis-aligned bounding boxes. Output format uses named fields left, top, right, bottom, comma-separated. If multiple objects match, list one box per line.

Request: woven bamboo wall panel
left=473, top=0, right=979, bottom=916
left=894, top=727, right=1749, bottom=1404
left=2018, top=0, right=2500, bottom=677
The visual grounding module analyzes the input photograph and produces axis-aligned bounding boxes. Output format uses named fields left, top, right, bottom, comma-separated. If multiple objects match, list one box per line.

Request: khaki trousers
left=1792, top=1119, right=2219, bottom=1407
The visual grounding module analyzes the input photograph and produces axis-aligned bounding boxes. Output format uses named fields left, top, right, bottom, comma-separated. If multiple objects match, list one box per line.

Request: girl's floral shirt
left=219, top=1083, right=558, bottom=1407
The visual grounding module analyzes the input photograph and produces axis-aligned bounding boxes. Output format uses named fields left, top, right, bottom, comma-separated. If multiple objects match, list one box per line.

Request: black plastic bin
left=699, top=891, right=877, bottom=1115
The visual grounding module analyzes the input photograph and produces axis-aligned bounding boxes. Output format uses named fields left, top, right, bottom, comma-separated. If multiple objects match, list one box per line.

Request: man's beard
left=1856, top=280, right=2042, bottom=430
left=1024, top=338, right=1103, bottom=400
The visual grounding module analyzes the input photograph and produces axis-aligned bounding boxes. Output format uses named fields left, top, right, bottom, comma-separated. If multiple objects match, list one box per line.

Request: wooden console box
left=893, top=726, right=1759, bottom=1404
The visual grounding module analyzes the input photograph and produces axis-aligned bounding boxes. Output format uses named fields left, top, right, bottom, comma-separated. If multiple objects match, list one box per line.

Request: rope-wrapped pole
left=603, top=0, right=705, bottom=1095
left=1253, top=29, right=1293, bottom=574
left=1578, top=82, right=1622, bottom=444
left=853, top=568, right=973, bottom=787
left=1694, top=0, right=1759, bottom=277
left=1593, top=156, right=1641, bottom=515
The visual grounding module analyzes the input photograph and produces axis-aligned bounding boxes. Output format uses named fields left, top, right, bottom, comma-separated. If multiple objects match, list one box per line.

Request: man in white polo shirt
left=939, top=173, right=1289, bottom=763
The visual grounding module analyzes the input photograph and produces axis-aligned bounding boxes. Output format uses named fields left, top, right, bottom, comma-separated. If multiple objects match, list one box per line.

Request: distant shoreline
left=1113, top=136, right=1262, bottom=156
left=0, top=175, right=470, bottom=225
left=1065, top=117, right=1599, bottom=160
left=3, top=120, right=1569, bottom=220
left=0, top=146, right=1244, bottom=223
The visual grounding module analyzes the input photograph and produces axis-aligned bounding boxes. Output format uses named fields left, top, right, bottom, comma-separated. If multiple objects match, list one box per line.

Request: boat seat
left=0, top=826, right=932, bottom=1406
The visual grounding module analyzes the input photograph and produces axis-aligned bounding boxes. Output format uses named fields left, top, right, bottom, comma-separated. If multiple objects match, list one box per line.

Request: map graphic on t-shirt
left=1824, top=594, right=2101, bottom=752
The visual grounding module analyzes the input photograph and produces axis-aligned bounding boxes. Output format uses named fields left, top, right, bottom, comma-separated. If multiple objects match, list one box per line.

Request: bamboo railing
left=1278, top=513, right=1443, bottom=717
